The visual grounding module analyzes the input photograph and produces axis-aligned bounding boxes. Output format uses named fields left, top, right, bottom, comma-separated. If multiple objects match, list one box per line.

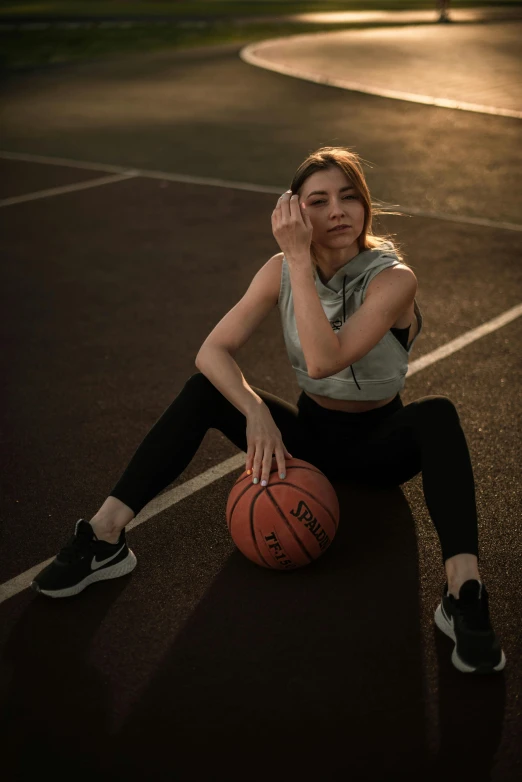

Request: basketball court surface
left=1, top=10, right=521, bottom=781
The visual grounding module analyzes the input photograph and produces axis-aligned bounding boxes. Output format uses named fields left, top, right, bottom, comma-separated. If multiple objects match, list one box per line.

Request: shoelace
left=452, top=592, right=491, bottom=632
left=57, top=526, right=97, bottom=564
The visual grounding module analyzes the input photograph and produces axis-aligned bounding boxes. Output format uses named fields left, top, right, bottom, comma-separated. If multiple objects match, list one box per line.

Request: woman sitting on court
left=32, top=146, right=505, bottom=675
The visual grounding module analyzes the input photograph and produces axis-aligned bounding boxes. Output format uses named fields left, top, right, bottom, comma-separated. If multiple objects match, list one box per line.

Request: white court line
left=0, top=150, right=280, bottom=196
left=1, top=303, right=521, bottom=605
left=407, top=302, right=522, bottom=376
left=240, top=37, right=522, bottom=121
left=0, top=454, right=244, bottom=604
left=1, top=149, right=521, bottom=232
left=0, top=171, right=139, bottom=207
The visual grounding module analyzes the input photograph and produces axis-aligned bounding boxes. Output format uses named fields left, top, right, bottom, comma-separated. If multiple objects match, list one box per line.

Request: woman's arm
left=312, top=265, right=418, bottom=379
left=272, top=191, right=417, bottom=380
left=195, top=253, right=293, bottom=484
left=196, top=346, right=264, bottom=417
left=286, top=256, right=417, bottom=379
left=195, top=253, right=283, bottom=416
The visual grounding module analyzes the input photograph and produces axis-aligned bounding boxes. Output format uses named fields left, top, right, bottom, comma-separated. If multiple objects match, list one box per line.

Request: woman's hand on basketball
left=271, top=190, right=313, bottom=263
left=245, top=404, right=292, bottom=486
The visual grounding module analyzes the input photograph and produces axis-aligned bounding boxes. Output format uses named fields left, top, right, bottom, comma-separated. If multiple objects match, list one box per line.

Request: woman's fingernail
left=279, top=473, right=286, bottom=480
left=253, top=477, right=259, bottom=485
left=246, top=469, right=252, bottom=475
left=261, top=480, right=267, bottom=487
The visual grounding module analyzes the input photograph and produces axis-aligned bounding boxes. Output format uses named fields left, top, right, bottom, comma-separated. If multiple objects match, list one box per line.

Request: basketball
left=226, top=457, right=339, bottom=570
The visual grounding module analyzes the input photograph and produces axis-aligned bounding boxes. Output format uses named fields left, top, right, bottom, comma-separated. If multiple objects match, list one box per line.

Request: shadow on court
left=2, top=483, right=506, bottom=781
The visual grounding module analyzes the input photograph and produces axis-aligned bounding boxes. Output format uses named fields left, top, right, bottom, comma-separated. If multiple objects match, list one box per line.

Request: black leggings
left=110, top=372, right=480, bottom=565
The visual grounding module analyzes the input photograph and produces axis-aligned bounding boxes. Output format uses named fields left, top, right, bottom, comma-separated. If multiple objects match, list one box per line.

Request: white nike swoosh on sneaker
left=91, top=544, right=126, bottom=571
left=442, top=604, right=454, bottom=628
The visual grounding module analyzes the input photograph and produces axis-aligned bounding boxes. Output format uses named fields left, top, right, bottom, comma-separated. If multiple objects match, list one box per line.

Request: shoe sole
left=434, top=603, right=506, bottom=673
left=31, top=549, right=137, bottom=598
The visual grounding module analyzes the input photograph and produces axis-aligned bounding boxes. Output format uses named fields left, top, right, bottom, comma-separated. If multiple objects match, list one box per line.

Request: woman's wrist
left=244, top=393, right=265, bottom=419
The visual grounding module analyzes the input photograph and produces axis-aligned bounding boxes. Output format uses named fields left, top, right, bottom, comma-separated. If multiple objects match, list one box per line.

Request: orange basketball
left=226, top=457, right=339, bottom=570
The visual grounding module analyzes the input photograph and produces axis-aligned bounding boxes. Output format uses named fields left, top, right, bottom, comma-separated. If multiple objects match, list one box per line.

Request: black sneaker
left=31, top=519, right=137, bottom=598
left=434, top=579, right=506, bottom=674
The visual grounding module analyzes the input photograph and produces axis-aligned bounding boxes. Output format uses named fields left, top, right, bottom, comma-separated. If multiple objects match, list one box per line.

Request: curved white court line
left=1, top=150, right=521, bottom=232
left=239, top=34, right=522, bottom=121
left=1, top=302, right=521, bottom=605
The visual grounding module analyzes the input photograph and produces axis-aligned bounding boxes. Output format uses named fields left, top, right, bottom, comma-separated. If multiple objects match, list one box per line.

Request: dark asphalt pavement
left=0, top=26, right=521, bottom=782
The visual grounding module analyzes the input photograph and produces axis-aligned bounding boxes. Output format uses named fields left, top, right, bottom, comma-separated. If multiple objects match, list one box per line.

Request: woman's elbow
left=308, top=364, right=328, bottom=380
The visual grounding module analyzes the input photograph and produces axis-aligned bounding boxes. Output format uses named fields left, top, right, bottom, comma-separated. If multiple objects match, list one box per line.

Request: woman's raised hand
left=245, top=404, right=292, bottom=486
left=271, top=190, right=313, bottom=262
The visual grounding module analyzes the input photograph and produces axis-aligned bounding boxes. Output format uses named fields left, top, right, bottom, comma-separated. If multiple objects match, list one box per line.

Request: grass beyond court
left=3, top=1, right=522, bottom=17
left=2, top=0, right=522, bottom=69
left=3, top=1, right=519, bottom=17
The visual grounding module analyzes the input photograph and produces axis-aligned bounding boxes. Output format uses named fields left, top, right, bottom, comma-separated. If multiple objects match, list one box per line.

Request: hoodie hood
left=314, top=240, right=400, bottom=298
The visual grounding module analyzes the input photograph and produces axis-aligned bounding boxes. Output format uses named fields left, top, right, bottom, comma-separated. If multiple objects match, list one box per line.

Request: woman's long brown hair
left=289, top=146, right=407, bottom=274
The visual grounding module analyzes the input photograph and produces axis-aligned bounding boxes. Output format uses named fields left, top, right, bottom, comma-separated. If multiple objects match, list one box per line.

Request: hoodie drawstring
left=343, top=275, right=361, bottom=391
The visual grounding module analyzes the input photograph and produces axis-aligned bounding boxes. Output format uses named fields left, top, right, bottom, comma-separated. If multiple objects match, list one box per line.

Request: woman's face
left=299, top=167, right=365, bottom=250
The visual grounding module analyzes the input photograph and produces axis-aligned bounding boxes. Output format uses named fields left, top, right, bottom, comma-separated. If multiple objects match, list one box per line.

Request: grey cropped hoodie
left=278, top=241, right=423, bottom=401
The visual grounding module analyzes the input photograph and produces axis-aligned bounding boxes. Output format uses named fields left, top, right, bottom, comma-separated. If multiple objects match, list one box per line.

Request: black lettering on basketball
left=299, top=506, right=331, bottom=551
left=264, top=531, right=294, bottom=569
left=290, top=499, right=314, bottom=523
left=304, top=518, right=320, bottom=535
